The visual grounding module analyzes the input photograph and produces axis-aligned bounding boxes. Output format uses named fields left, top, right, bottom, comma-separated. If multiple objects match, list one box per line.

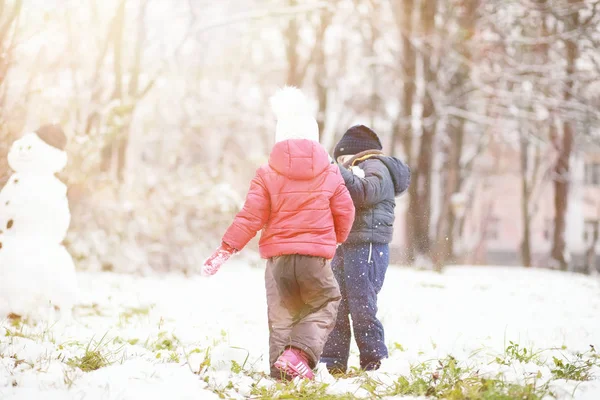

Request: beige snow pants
left=265, top=254, right=341, bottom=372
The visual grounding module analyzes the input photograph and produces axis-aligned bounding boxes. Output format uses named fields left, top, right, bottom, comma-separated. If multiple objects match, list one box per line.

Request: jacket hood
left=375, top=156, right=411, bottom=196
left=344, top=150, right=411, bottom=196
left=269, top=139, right=331, bottom=180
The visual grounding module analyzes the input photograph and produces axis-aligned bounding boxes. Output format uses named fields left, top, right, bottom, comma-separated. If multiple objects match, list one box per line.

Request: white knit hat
left=269, top=86, right=319, bottom=143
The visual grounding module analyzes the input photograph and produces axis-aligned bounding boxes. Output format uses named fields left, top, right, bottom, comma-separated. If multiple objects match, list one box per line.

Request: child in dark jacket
left=202, top=87, right=355, bottom=380
left=321, top=125, right=411, bottom=373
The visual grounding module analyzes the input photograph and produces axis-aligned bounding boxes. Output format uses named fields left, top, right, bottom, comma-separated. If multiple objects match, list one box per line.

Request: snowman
left=0, top=125, right=78, bottom=318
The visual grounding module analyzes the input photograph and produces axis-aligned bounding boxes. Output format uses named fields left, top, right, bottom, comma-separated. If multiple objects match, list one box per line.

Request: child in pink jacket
left=202, top=87, right=355, bottom=380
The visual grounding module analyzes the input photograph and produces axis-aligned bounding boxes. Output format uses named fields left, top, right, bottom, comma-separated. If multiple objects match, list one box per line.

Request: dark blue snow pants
left=320, top=242, right=389, bottom=371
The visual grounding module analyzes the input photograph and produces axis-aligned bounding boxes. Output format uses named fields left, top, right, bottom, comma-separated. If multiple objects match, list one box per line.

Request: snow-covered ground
left=1, top=264, right=600, bottom=399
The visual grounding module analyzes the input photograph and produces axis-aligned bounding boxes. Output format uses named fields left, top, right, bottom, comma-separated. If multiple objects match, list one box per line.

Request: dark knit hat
left=333, top=125, right=382, bottom=160
left=35, top=124, right=67, bottom=151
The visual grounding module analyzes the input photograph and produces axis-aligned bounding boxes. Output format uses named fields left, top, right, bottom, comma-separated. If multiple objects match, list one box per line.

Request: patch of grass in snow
left=118, top=305, right=153, bottom=325
left=168, top=352, right=180, bottom=363
left=551, top=345, right=598, bottom=381
left=63, top=368, right=78, bottom=389
left=149, top=331, right=188, bottom=364
left=68, top=347, right=111, bottom=372
left=67, top=333, right=124, bottom=372
left=392, top=342, right=406, bottom=352
left=199, top=341, right=600, bottom=399
left=150, top=331, right=179, bottom=351
left=229, top=347, right=250, bottom=373
left=419, top=282, right=446, bottom=289
left=250, top=378, right=355, bottom=399
left=73, top=303, right=106, bottom=317
left=492, top=342, right=600, bottom=382
left=187, top=347, right=212, bottom=374
left=495, top=341, right=544, bottom=366
left=3, top=318, right=56, bottom=343
left=8, top=314, right=27, bottom=328
left=112, top=336, right=125, bottom=345
left=359, top=355, right=554, bottom=399
left=4, top=327, right=29, bottom=339
left=431, top=339, right=438, bottom=350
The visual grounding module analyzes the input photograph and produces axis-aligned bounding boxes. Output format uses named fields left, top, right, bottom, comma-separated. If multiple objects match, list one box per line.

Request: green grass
left=366, top=356, right=553, bottom=399
left=66, top=333, right=124, bottom=372
left=322, top=354, right=554, bottom=400
left=250, top=379, right=356, bottom=399
left=118, top=305, right=153, bottom=325
left=6, top=314, right=599, bottom=400
left=419, top=282, right=446, bottom=289
left=191, top=337, right=600, bottom=399
left=391, top=342, right=406, bottom=352
left=3, top=317, right=56, bottom=343
left=151, top=331, right=179, bottom=351
left=4, top=327, right=28, bottom=339
left=551, top=345, right=598, bottom=381
left=168, top=352, right=181, bottom=363
left=494, top=341, right=544, bottom=366
left=188, top=347, right=212, bottom=375
left=73, top=303, right=106, bottom=317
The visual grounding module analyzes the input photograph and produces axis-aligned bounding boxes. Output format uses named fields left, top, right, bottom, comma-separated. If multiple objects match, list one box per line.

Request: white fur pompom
left=270, top=86, right=320, bottom=143
left=269, top=86, right=314, bottom=119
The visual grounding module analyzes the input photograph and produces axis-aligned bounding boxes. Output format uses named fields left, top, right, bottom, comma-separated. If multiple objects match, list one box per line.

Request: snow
left=1, top=264, right=600, bottom=399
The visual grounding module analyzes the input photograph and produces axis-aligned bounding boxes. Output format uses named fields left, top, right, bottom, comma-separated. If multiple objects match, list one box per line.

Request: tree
left=313, top=5, right=334, bottom=138
left=0, top=0, right=23, bottom=186
left=432, top=0, right=479, bottom=270
left=100, top=0, right=156, bottom=182
left=390, top=0, right=417, bottom=260
left=550, top=0, right=582, bottom=271
left=390, top=0, right=439, bottom=264
left=410, top=0, right=438, bottom=263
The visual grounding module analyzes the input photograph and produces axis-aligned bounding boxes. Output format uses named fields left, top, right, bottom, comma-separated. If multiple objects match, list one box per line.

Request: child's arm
left=202, top=170, right=271, bottom=276
left=222, top=171, right=271, bottom=251
left=330, top=171, right=355, bottom=244
left=339, top=161, right=389, bottom=207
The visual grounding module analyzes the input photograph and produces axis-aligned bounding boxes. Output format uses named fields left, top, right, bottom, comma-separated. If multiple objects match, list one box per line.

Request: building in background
left=391, top=139, right=600, bottom=271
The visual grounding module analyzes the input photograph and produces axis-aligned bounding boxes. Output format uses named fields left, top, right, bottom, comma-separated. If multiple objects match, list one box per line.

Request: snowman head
left=8, top=125, right=68, bottom=174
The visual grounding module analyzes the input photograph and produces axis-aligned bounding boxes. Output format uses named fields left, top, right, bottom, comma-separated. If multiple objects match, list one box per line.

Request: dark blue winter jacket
left=338, top=151, right=411, bottom=244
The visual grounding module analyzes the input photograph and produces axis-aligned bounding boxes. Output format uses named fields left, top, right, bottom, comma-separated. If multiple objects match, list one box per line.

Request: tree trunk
left=391, top=0, right=416, bottom=262
left=100, top=0, right=126, bottom=179
left=411, top=0, right=438, bottom=261
left=314, top=9, right=333, bottom=140
left=550, top=12, right=578, bottom=271
left=0, top=0, right=23, bottom=186
left=285, top=0, right=301, bottom=87
left=100, top=0, right=152, bottom=182
left=432, top=0, right=477, bottom=269
left=367, top=4, right=380, bottom=128
left=433, top=116, right=464, bottom=270
left=112, top=0, right=125, bottom=100
left=520, top=133, right=532, bottom=267
left=584, top=221, right=599, bottom=275
left=414, top=126, right=435, bottom=256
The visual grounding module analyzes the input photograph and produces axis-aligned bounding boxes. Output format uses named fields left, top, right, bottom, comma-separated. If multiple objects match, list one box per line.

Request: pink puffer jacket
left=222, top=139, right=355, bottom=259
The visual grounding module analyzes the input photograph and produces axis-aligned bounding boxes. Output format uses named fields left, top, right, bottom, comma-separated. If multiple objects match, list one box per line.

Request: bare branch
left=0, top=0, right=21, bottom=46
left=194, top=2, right=333, bottom=34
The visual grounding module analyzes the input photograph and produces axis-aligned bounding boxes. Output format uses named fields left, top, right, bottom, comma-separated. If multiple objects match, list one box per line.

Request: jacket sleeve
left=330, top=171, right=355, bottom=243
left=222, top=171, right=270, bottom=251
left=339, top=160, right=389, bottom=208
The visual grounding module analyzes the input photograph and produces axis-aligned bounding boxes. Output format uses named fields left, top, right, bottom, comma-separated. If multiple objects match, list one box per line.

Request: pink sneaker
left=274, top=348, right=315, bottom=380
